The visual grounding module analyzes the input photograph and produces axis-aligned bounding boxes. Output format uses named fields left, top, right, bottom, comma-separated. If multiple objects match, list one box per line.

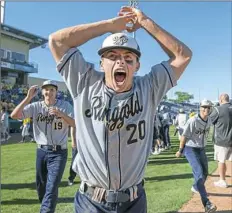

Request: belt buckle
left=52, top=145, right=57, bottom=151
left=106, top=190, right=118, bottom=203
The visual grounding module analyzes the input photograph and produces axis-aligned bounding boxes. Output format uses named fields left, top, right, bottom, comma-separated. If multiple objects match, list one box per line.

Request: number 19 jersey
left=22, top=99, right=74, bottom=148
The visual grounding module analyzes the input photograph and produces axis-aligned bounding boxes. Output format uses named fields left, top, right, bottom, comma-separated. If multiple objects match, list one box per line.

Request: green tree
left=174, top=91, right=194, bottom=103
left=168, top=98, right=178, bottom=103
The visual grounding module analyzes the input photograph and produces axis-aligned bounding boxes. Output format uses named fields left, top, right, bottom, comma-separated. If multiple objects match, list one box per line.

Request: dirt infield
left=178, top=161, right=232, bottom=213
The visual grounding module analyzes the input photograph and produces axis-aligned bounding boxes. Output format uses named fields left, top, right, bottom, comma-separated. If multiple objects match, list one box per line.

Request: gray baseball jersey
left=57, top=48, right=176, bottom=190
left=161, top=111, right=171, bottom=126
left=1, top=112, right=9, bottom=128
left=182, top=115, right=211, bottom=148
left=22, top=99, right=74, bottom=148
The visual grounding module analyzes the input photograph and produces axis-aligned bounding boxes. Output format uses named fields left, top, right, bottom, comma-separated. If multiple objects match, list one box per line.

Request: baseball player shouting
left=11, top=80, right=74, bottom=213
left=49, top=6, right=192, bottom=213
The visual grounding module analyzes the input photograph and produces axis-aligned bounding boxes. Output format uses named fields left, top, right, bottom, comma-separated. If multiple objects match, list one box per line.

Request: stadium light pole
left=1, top=1, right=6, bottom=24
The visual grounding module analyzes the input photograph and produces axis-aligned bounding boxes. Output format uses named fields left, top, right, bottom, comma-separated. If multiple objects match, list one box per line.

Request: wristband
left=179, top=148, right=184, bottom=154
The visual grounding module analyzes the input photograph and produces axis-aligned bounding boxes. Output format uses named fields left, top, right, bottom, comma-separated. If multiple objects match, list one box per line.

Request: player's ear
left=135, top=61, right=140, bottom=73
left=100, top=59, right=104, bottom=71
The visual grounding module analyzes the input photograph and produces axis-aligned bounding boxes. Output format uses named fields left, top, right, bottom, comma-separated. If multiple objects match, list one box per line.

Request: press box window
left=12, top=52, right=26, bottom=62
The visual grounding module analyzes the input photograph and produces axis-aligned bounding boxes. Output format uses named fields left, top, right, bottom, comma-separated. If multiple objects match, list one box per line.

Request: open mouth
left=114, top=70, right=127, bottom=84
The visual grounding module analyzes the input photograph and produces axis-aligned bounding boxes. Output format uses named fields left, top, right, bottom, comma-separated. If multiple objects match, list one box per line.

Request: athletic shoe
left=191, top=186, right=199, bottom=194
left=205, top=201, right=217, bottom=213
left=7, top=135, right=11, bottom=140
left=214, top=179, right=228, bottom=188
left=152, top=150, right=160, bottom=155
left=68, top=179, right=74, bottom=186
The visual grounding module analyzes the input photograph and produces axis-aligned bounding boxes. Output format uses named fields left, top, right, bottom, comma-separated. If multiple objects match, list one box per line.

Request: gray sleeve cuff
left=57, top=48, right=79, bottom=73
left=161, top=61, right=177, bottom=88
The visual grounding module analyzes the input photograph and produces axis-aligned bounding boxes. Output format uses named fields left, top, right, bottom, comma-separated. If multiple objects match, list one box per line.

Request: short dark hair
left=224, top=94, right=230, bottom=102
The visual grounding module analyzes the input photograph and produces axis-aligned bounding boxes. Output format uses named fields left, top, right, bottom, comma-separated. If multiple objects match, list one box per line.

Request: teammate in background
left=176, top=100, right=217, bottom=213
left=152, top=114, right=162, bottom=155
left=211, top=102, right=220, bottom=144
left=189, top=109, right=196, bottom=118
left=174, top=108, right=188, bottom=140
left=210, top=94, right=232, bottom=188
left=1, top=106, right=10, bottom=142
left=49, top=6, right=192, bottom=213
left=68, top=126, right=78, bottom=186
left=173, top=115, right=178, bottom=136
left=157, top=110, right=165, bottom=150
left=19, top=117, right=34, bottom=143
left=160, top=106, right=172, bottom=149
left=10, top=80, right=75, bottom=213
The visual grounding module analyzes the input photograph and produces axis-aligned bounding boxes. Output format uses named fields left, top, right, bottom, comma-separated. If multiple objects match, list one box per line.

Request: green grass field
left=1, top=127, right=217, bottom=213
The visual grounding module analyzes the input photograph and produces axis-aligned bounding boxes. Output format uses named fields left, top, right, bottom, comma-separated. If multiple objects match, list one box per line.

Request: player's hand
left=49, top=107, right=62, bottom=117
left=26, top=85, right=39, bottom=100
left=175, top=151, right=182, bottom=158
left=118, top=6, right=147, bottom=33
left=108, top=12, right=138, bottom=33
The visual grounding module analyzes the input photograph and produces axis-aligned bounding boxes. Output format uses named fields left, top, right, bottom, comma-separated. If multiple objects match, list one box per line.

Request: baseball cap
left=200, top=99, right=212, bottom=107
left=98, top=32, right=141, bottom=58
left=41, top=80, right=58, bottom=90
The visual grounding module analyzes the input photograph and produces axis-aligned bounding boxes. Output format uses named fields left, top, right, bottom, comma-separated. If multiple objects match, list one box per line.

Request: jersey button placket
left=108, top=138, right=120, bottom=189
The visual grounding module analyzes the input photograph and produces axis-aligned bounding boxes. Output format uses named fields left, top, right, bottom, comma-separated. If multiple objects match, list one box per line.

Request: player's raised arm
left=10, top=85, right=38, bottom=120
left=118, top=6, right=192, bottom=80
left=49, top=13, right=138, bottom=63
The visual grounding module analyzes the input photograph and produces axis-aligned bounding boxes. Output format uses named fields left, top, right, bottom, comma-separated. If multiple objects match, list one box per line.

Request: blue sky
left=4, top=2, right=232, bottom=102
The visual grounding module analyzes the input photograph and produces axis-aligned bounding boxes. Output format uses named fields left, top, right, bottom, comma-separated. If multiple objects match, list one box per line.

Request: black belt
left=38, top=145, right=63, bottom=151
left=83, top=180, right=144, bottom=203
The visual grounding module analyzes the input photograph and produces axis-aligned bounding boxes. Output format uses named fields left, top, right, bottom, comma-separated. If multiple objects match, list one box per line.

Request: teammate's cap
left=200, top=99, right=212, bottom=107
left=179, top=108, right=184, bottom=113
left=42, top=80, right=58, bottom=90
left=98, top=32, right=141, bottom=58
